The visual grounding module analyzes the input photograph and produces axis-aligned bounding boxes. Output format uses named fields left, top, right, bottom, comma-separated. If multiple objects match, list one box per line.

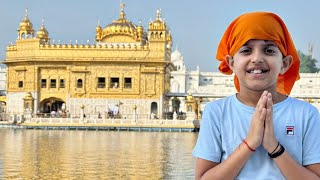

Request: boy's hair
left=216, top=12, right=300, bottom=95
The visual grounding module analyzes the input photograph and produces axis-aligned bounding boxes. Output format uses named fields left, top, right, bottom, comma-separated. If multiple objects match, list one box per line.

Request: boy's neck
left=236, top=90, right=286, bottom=107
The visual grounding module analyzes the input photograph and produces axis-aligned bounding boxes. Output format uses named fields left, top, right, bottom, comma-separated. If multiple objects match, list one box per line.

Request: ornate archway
left=40, top=97, right=65, bottom=113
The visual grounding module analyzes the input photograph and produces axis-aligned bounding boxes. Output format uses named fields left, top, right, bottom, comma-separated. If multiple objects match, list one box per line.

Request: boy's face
left=226, top=39, right=292, bottom=92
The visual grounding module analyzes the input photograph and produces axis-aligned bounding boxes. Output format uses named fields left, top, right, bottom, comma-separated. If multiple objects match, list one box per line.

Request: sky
left=1, top=0, right=319, bottom=71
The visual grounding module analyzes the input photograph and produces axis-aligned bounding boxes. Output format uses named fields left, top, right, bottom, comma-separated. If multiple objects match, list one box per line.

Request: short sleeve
left=192, top=103, right=222, bottom=163
left=302, top=107, right=320, bottom=166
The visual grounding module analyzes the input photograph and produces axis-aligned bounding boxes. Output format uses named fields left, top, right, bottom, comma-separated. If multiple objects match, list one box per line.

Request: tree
left=298, top=50, right=319, bottom=73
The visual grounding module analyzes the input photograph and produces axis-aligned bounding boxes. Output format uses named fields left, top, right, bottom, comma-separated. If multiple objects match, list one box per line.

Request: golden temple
left=3, top=3, right=174, bottom=118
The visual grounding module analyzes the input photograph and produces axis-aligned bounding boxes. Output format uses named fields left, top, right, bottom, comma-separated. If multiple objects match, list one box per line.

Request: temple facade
left=4, top=4, right=174, bottom=119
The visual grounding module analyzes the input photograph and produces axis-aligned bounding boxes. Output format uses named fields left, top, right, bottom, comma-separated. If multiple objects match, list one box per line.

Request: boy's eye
left=264, top=48, right=276, bottom=54
left=239, top=48, right=252, bottom=54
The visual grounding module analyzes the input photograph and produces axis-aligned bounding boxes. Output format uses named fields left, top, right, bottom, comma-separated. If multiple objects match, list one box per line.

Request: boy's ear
left=280, top=55, right=293, bottom=74
left=226, top=55, right=234, bottom=72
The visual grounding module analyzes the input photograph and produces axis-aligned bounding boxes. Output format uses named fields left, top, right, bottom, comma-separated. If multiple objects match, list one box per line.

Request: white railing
left=0, top=112, right=197, bottom=126
left=28, top=117, right=196, bottom=126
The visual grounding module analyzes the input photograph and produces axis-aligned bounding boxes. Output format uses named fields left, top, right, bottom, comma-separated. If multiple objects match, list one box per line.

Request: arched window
left=21, top=33, right=26, bottom=39
left=151, top=102, right=158, bottom=117
left=77, top=79, right=83, bottom=88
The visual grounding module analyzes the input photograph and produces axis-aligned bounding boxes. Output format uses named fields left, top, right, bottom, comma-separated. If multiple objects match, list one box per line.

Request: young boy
left=193, top=12, right=320, bottom=179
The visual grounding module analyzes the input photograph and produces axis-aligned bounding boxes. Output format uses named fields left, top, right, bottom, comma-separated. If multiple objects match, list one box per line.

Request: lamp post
left=133, top=105, right=137, bottom=123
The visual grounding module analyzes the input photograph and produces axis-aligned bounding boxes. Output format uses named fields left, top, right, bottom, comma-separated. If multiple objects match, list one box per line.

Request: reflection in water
left=0, top=129, right=198, bottom=179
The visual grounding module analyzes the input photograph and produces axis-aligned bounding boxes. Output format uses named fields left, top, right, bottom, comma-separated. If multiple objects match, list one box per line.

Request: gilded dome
left=148, top=9, right=167, bottom=30
left=104, top=3, right=137, bottom=35
left=36, top=19, right=49, bottom=39
left=18, top=9, right=34, bottom=32
left=171, top=48, right=182, bottom=61
left=104, top=19, right=137, bottom=34
left=186, top=94, right=194, bottom=101
left=96, top=2, right=146, bottom=43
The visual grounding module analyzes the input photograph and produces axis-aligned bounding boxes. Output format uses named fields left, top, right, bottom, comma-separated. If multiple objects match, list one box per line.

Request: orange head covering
left=216, top=12, right=300, bottom=95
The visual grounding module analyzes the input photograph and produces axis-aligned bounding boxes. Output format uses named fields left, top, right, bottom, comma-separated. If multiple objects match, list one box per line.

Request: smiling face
left=226, top=39, right=292, bottom=93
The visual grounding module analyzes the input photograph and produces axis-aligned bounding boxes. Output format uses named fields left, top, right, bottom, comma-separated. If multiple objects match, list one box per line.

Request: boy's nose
left=251, top=51, right=264, bottom=63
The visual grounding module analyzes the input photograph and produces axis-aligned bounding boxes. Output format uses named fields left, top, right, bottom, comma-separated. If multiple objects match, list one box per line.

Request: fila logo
left=286, top=126, right=294, bottom=135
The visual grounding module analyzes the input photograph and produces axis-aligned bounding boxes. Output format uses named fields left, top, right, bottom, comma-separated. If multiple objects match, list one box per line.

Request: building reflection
left=0, top=129, right=197, bottom=179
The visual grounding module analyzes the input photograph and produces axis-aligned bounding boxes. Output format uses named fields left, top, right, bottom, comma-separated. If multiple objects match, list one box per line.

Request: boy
left=193, top=12, right=320, bottom=179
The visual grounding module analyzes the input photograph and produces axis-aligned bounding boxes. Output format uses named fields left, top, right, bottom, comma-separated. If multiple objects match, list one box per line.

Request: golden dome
left=148, top=9, right=167, bottom=30
left=105, top=2, right=137, bottom=33
left=104, top=3, right=137, bottom=35
left=96, top=2, right=146, bottom=43
left=105, top=19, right=137, bottom=34
left=36, top=18, right=49, bottom=39
left=186, top=88, right=196, bottom=101
left=137, top=20, right=143, bottom=33
left=186, top=94, right=194, bottom=101
left=18, top=9, right=34, bottom=32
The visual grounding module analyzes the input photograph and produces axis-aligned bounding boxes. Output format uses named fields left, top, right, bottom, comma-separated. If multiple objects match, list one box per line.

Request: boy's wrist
left=265, top=140, right=279, bottom=153
left=244, top=138, right=259, bottom=150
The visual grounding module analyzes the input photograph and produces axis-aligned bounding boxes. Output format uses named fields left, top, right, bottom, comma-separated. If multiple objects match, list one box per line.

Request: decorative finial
left=120, top=1, right=125, bottom=12
left=25, top=8, right=28, bottom=18
left=156, top=9, right=162, bottom=20
left=119, top=1, right=125, bottom=19
left=40, top=17, right=45, bottom=29
left=139, top=19, right=142, bottom=26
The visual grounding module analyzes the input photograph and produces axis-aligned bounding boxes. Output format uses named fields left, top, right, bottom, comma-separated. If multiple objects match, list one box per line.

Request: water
left=0, top=129, right=198, bottom=179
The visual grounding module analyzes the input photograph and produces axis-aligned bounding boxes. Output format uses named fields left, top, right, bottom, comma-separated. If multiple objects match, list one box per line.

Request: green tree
left=298, top=50, right=319, bottom=73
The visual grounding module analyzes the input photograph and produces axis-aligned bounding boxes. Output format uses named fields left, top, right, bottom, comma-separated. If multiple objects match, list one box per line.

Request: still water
left=0, top=129, right=198, bottom=179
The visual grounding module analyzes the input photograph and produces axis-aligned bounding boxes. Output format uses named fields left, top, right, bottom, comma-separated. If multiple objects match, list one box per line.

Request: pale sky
left=1, top=0, right=319, bottom=71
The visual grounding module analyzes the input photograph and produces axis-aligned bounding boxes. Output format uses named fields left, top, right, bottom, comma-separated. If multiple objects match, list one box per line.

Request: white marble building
left=169, top=49, right=320, bottom=112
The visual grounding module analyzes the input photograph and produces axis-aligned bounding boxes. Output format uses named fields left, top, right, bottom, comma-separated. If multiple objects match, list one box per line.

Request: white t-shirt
left=193, top=94, right=320, bottom=179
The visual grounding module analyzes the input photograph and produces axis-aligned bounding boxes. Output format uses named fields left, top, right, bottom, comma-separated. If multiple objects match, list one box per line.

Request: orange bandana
left=216, top=12, right=300, bottom=95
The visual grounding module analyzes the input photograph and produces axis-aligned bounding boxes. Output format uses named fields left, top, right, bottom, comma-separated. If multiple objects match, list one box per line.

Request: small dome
left=37, top=26, right=49, bottom=38
left=37, top=19, right=49, bottom=39
left=186, top=93, right=194, bottom=101
left=137, top=24, right=143, bottom=33
left=18, top=10, right=34, bottom=32
left=17, top=9, right=35, bottom=39
left=148, top=9, right=167, bottom=30
left=171, top=48, right=182, bottom=61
